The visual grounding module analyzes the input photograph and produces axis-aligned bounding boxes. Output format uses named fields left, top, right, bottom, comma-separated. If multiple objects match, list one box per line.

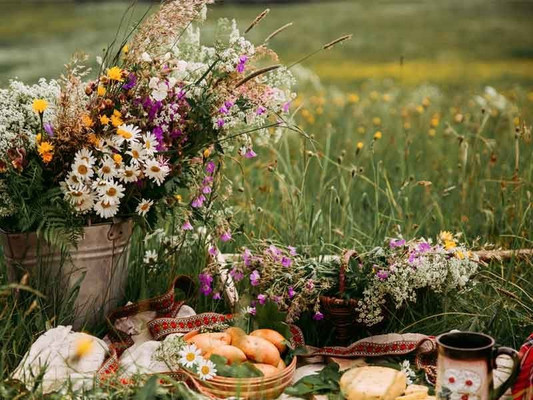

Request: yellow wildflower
left=428, top=128, right=436, bottom=137
left=382, top=94, right=391, bottom=103
left=455, top=251, right=465, bottom=260
left=113, top=154, right=123, bottom=165
left=100, top=115, right=110, bottom=125
left=32, top=99, right=48, bottom=114
left=416, top=105, right=424, bottom=114
left=203, top=148, right=211, bottom=158
left=81, top=114, right=94, bottom=128
left=513, top=117, right=520, bottom=127
left=116, top=127, right=132, bottom=139
left=444, top=240, right=457, bottom=250
left=106, top=66, right=124, bottom=82
left=403, top=122, right=411, bottom=130
left=35, top=133, right=42, bottom=143
left=439, top=230, right=454, bottom=242
left=88, top=133, right=100, bottom=146
left=422, top=97, right=430, bottom=107
left=356, top=142, right=364, bottom=150
left=357, top=126, right=365, bottom=135
left=430, top=117, right=440, bottom=128
left=348, top=93, right=360, bottom=104
left=372, top=117, right=381, bottom=127
left=374, top=131, right=382, bottom=140
left=97, top=85, right=106, bottom=96
left=174, top=194, right=182, bottom=202
left=74, top=337, right=94, bottom=360
left=37, top=141, right=54, bottom=155
left=122, top=44, right=129, bottom=54
left=111, top=113, right=123, bottom=128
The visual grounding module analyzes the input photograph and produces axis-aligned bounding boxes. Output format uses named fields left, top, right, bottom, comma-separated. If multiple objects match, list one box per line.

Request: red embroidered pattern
left=148, top=313, right=233, bottom=340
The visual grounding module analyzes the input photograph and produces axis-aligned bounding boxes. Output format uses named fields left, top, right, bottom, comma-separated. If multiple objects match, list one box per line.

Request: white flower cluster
left=60, top=125, right=168, bottom=218
left=0, top=78, right=60, bottom=159
left=357, top=237, right=479, bottom=326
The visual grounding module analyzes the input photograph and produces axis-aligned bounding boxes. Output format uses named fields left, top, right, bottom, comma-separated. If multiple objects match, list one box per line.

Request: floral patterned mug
left=436, top=331, right=520, bottom=400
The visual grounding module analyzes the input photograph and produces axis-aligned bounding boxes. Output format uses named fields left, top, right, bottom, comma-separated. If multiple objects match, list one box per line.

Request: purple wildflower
left=236, top=55, right=248, bottom=73
left=243, top=248, right=252, bottom=267
left=213, top=292, right=222, bottom=300
left=202, top=186, right=212, bottom=194
left=256, top=106, right=266, bottom=115
left=376, top=270, right=389, bottom=281
left=122, top=73, right=137, bottom=90
left=217, top=118, right=225, bottom=128
left=281, top=256, right=292, bottom=268
left=248, top=307, right=256, bottom=316
left=306, top=280, right=315, bottom=291
left=205, top=161, right=216, bottom=174
left=417, top=242, right=431, bottom=253
left=181, top=221, right=193, bottom=231
left=408, top=252, right=418, bottom=264
left=244, top=148, right=257, bottom=159
left=282, top=102, right=291, bottom=113
left=288, top=287, right=295, bottom=299
left=389, top=238, right=406, bottom=248
left=250, top=270, right=260, bottom=286
left=287, top=246, right=297, bottom=256
left=313, top=312, right=324, bottom=321
left=230, top=267, right=244, bottom=282
left=208, top=246, right=219, bottom=256
left=199, top=273, right=213, bottom=296
left=219, top=105, right=229, bottom=114
left=191, top=195, right=206, bottom=208
left=220, top=231, right=232, bottom=242
left=44, top=123, right=54, bottom=137
left=224, top=100, right=234, bottom=109
left=257, top=294, right=267, bottom=305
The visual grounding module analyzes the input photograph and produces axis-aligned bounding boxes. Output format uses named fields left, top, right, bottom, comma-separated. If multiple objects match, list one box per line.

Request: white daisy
left=144, top=158, right=170, bottom=186
left=98, top=181, right=125, bottom=205
left=197, top=359, right=217, bottom=381
left=65, top=171, right=84, bottom=188
left=74, top=148, right=96, bottom=166
left=94, top=200, right=119, bottom=219
left=119, top=164, right=141, bottom=183
left=115, top=124, right=141, bottom=147
left=136, top=199, right=153, bottom=216
left=98, top=157, right=117, bottom=180
left=63, top=184, right=91, bottom=206
left=142, top=133, right=158, bottom=155
left=73, top=194, right=95, bottom=214
left=127, top=142, right=147, bottom=165
left=178, top=344, right=202, bottom=368
left=72, top=159, right=94, bottom=180
left=143, top=249, right=158, bottom=264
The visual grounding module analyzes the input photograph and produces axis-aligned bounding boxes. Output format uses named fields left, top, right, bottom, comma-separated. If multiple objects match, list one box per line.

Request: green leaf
left=284, top=363, right=341, bottom=397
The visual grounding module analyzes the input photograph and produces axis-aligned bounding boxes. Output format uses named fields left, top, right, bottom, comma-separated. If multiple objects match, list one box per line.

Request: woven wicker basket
left=187, top=356, right=297, bottom=399
left=319, top=250, right=361, bottom=344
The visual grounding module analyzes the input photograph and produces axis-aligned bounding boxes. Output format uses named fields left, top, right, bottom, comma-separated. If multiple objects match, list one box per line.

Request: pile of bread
left=340, top=366, right=435, bottom=400
left=185, top=327, right=288, bottom=377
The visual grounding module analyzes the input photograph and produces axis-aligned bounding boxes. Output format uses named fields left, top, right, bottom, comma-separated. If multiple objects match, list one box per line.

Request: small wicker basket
left=319, top=250, right=361, bottom=344
left=187, top=356, right=297, bottom=399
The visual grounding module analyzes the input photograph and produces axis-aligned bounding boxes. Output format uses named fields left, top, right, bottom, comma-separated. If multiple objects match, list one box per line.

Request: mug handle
left=491, top=346, right=520, bottom=400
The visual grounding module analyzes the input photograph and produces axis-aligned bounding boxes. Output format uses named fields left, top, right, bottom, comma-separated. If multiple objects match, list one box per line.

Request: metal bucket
left=1, top=219, right=132, bottom=329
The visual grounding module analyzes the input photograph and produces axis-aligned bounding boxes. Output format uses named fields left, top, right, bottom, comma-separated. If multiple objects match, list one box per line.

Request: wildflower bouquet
left=201, top=232, right=479, bottom=328
left=0, top=0, right=294, bottom=238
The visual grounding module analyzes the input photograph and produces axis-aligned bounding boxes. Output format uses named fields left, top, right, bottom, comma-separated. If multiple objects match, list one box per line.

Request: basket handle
left=338, top=250, right=358, bottom=294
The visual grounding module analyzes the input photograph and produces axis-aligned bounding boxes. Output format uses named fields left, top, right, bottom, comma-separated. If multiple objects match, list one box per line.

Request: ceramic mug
left=436, top=331, right=520, bottom=400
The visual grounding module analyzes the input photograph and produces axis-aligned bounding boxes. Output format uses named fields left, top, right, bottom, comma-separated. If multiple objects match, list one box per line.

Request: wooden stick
left=473, top=249, right=533, bottom=262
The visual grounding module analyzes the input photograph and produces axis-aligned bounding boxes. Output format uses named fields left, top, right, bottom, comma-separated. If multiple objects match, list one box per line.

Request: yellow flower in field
left=32, top=99, right=48, bottom=114
left=97, top=85, right=106, bottom=96
left=111, top=113, right=123, bottom=128
left=106, top=66, right=124, bottom=82
left=37, top=141, right=54, bottom=155
left=356, top=142, right=364, bottom=150
left=100, top=115, right=110, bottom=125
left=74, top=337, right=94, bottom=359
left=382, top=94, right=391, bottom=103
left=88, top=133, right=100, bottom=146
left=174, top=194, right=182, bottom=202
left=439, top=230, right=454, bottom=242
left=445, top=240, right=457, bottom=250
left=41, top=152, right=53, bottom=163
left=35, top=133, right=42, bottom=143
left=372, top=117, right=381, bottom=127
left=455, top=251, right=465, bottom=260
left=203, top=148, right=211, bottom=158
left=113, top=154, right=123, bottom=165
left=357, top=126, right=365, bottom=135
left=430, top=117, right=440, bottom=128
left=122, top=44, right=129, bottom=54
left=403, top=122, right=411, bottom=130
left=117, top=127, right=132, bottom=140
left=428, top=128, right=436, bottom=137
left=373, top=131, right=382, bottom=140
left=513, top=117, right=520, bottom=127
left=81, top=114, right=94, bottom=128
left=422, top=97, right=430, bottom=107
left=348, top=93, right=360, bottom=104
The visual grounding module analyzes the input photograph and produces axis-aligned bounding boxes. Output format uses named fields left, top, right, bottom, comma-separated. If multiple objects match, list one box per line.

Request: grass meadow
left=1, top=0, right=533, bottom=398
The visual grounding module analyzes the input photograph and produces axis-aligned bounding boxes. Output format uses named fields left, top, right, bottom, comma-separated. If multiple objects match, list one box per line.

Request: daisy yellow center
left=150, top=165, right=161, bottom=173
left=72, top=191, right=83, bottom=198
left=201, top=366, right=210, bottom=375
left=102, top=166, right=111, bottom=174
left=102, top=202, right=112, bottom=209
left=107, top=188, right=117, bottom=196
left=77, top=165, right=88, bottom=175
left=132, top=150, right=140, bottom=159
left=141, top=203, right=150, bottom=211
left=146, top=141, right=151, bottom=149
left=186, top=353, right=195, bottom=362
left=125, top=170, right=134, bottom=177
left=117, top=128, right=132, bottom=139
